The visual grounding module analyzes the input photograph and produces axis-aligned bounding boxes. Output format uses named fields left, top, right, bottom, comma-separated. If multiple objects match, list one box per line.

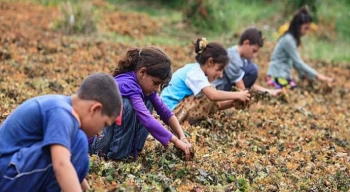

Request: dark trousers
left=89, top=98, right=152, bottom=160
left=221, top=60, right=258, bottom=91
left=241, top=60, right=258, bottom=88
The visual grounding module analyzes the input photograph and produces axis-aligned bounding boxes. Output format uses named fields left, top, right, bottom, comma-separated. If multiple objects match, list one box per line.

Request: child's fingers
left=185, top=147, right=190, bottom=161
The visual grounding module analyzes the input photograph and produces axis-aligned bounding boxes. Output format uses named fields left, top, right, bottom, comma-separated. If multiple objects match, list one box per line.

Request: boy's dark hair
left=286, top=7, right=313, bottom=46
left=194, top=38, right=229, bottom=66
left=238, top=28, right=264, bottom=47
left=112, top=47, right=172, bottom=82
left=78, top=72, right=122, bottom=117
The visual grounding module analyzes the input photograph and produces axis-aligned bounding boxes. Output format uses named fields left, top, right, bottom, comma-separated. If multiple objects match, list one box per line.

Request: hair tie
left=198, top=37, right=208, bottom=54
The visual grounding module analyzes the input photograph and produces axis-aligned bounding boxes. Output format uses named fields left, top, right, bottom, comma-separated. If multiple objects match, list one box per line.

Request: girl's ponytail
left=112, top=47, right=171, bottom=82
left=194, top=37, right=229, bottom=66
left=112, top=48, right=140, bottom=77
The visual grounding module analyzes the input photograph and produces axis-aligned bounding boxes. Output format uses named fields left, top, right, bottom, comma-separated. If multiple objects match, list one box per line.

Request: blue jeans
left=89, top=98, right=152, bottom=160
left=221, top=60, right=258, bottom=91
left=241, top=60, right=258, bottom=88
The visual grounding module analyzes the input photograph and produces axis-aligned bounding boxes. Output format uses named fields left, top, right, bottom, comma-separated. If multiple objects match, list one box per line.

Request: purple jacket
left=115, top=71, right=174, bottom=146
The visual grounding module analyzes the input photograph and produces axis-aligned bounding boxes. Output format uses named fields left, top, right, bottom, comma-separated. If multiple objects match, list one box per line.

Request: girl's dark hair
left=239, top=28, right=264, bottom=47
left=112, top=46, right=172, bottom=82
left=194, top=38, right=229, bottom=66
left=286, top=7, right=313, bottom=46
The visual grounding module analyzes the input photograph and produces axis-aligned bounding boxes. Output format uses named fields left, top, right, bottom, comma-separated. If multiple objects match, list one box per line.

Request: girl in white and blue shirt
left=161, top=38, right=250, bottom=122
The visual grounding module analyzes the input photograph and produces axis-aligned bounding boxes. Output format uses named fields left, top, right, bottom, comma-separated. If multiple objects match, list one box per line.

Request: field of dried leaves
left=0, top=2, right=349, bottom=191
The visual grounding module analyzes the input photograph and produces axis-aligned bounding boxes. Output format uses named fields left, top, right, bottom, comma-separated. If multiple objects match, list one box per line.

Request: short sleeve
left=185, top=65, right=211, bottom=96
left=42, top=108, right=78, bottom=151
left=225, top=50, right=245, bottom=83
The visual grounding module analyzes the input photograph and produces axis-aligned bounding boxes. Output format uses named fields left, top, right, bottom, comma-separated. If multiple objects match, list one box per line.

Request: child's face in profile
left=300, top=23, right=311, bottom=36
left=241, top=42, right=260, bottom=60
left=138, top=69, right=163, bottom=96
left=81, top=104, right=116, bottom=137
left=206, top=60, right=225, bottom=82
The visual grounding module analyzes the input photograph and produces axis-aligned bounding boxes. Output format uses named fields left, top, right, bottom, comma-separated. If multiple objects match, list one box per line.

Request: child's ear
left=207, top=57, right=214, bottom=66
left=139, top=67, right=147, bottom=77
left=90, top=103, right=103, bottom=115
left=243, top=40, right=250, bottom=46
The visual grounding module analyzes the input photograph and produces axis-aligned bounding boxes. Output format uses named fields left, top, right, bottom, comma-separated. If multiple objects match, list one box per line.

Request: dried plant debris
left=0, top=2, right=349, bottom=191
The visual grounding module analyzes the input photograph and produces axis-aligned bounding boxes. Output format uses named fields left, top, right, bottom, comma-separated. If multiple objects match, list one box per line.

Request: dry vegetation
left=0, top=1, right=349, bottom=191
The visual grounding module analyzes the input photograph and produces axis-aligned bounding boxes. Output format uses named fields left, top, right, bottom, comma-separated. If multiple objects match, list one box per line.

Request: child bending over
left=214, top=28, right=281, bottom=96
left=161, top=38, right=250, bottom=123
left=0, top=73, right=122, bottom=192
left=89, top=47, right=192, bottom=161
left=267, top=8, right=333, bottom=89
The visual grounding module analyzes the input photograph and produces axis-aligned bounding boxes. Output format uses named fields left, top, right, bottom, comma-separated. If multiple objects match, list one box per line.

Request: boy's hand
left=174, top=139, right=191, bottom=161
left=51, top=145, right=82, bottom=192
left=267, top=89, right=282, bottom=97
left=235, top=90, right=251, bottom=102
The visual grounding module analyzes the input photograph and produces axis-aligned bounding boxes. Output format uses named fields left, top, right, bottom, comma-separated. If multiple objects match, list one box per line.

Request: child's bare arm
left=51, top=144, right=82, bottom=192
left=235, top=80, right=246, bottom=90
left=167, top=116, right=188, bottom=143
left=252, top=84, right=281, bottom=96
left=202, top=86, right=250, bottom=102
left=217, top=100, right=235, bottom=110
left=81, top=179, right=90, bottom=190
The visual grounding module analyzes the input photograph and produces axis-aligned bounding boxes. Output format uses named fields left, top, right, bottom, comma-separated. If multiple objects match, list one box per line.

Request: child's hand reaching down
left=173, top=138, right=192, bottom=161
left=317, top=73, right=334, bottom=84
left=235, top=90, right=251, bottom=102
left=267, top=89, right=282, bottom=97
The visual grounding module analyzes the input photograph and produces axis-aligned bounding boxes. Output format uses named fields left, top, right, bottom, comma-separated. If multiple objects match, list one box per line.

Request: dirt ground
left=0, top=2, right=349, bottom=191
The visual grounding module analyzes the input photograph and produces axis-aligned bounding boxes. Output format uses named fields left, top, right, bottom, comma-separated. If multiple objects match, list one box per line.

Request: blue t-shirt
left=0, top=95, right=88, bottom=179
left=160, top=63, right=211, bottom=111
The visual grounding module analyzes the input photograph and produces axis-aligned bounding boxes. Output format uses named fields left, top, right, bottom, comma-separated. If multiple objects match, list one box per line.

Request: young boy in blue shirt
left=0, top=72, right=122, bottom=192
left=214, top=28, right=281, bottom=96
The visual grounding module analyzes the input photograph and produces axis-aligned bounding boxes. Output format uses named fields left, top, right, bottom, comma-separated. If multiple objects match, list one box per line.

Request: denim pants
left=241, top=60, right=258, bottom=88
left=221, top=60, right=259, bottom=91
left=89, top=98, right=152, bottom=160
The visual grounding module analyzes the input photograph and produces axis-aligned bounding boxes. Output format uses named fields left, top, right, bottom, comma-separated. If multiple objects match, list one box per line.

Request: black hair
left=194, top=38, right=229, bottom=66
left=78, top=72, right=122, bottom=117
left=112, top=47, right=172, bottom=82
left=286, top=7, right=313, bottom=46
left=239, top=27, right=264, bottom=47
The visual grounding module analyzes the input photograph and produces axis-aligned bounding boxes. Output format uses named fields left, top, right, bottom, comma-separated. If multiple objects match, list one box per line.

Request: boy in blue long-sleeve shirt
left=0, top=72, right=122, bottom=192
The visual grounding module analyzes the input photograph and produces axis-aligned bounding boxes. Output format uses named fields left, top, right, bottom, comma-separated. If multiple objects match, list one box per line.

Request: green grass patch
left=317, top=0, right=350, bottom=41
left=107, top=0, right=181, bottom=17
left=303, top=36, right=350, bottom=63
